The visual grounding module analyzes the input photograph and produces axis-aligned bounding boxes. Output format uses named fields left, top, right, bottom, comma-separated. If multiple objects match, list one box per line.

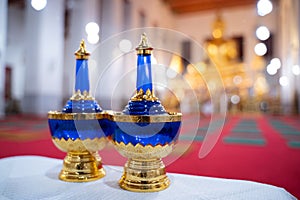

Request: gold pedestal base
left=59, top=151, right=105, bottom=182
left=119, top=158, right=170, bottom=192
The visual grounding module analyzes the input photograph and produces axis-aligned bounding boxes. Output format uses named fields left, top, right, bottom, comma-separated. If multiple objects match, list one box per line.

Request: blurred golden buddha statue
left=165, top=13, right=269, bottom=114
left=185, top=14, right=253, bottom=113
left=206, top=14, right=239, bottom=66
left=200, top=14, right=250, bottom=93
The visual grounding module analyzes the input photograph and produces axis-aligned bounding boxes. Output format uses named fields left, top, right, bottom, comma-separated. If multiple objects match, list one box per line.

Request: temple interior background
left=1, top=0, right=300, bottom=198
left=0, top=0, right=299, bottom=116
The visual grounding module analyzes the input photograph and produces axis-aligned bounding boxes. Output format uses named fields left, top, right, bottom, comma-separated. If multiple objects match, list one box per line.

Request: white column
left=62, top=0, right=102, bottom=102
left=100, top=0, right=123, bottom=40
left=0, top=0, right=8, bottom=118
left=23, top=0, right=65, bottom=115
left=94, top=0, right=124, bottom=110
left=279, top=0, right=299, bottom=114
left=295, top=0, right=300, bottom=113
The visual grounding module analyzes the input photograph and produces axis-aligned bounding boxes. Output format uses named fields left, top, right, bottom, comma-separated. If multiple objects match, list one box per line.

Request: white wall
left=6, top=5, right=26, bottom=101
left=0, top=0, right=8, bottom=117
left=279, top=0, right=300, bottom=114
left=130, top=0, right=175, bottom=28
left=22, top=0, right=65, bottom=115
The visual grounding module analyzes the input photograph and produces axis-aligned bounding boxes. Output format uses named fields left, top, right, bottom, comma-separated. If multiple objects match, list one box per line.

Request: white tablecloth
left=0, top=156, right=296, bottom=200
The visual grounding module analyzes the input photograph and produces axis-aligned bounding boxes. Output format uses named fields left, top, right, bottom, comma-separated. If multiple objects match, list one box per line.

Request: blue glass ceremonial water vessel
left=48, top=40, right=107, bottom=182
left=107, top=33, right=182, bottom=192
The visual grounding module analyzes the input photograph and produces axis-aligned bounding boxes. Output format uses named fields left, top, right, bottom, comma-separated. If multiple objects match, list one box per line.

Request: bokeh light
left=31, top=0, right=47, bottom=11
left=292, top=65, right=300, bottom=76
left=87, top=33, right=99, bottom=44
left=231, top=95, right=240, bottom=104
left=85, top=22, right=100, bottom=35
left=267, top=64, right=277, bottom=75
left=119, top=39, right=132, bottom=53
left=256, top=26, right=270, bottom=41
left=279, top=76, right=289, bottom=86
left=257, top=0, right=273, bottom=16
left=270, top=58, right=281, bottom=69
left=254, top=43, right=267, bottom=56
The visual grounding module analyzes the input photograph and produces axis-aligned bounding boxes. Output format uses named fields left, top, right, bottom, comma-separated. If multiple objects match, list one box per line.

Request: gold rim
left=47, top=111, right=108, bottom=120
left=48, top=111, right=182, bottom=123
left=111, top=112, right=182, bottom=123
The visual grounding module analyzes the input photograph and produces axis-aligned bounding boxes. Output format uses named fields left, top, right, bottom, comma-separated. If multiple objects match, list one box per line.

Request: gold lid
left=136, top=33, right=153, bottom=55
left=131, top=88, right=158, bottom=101
left=75, top=39, right=90, bottom=59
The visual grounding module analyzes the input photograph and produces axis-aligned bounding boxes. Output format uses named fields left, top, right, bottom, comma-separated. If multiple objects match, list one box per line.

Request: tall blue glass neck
left=136, top=54, right=152, bottom=92
left=75, top=59, right=90, bottom=92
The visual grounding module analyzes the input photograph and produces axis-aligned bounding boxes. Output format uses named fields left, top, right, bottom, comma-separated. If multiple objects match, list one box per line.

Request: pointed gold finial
left=75, top=39, right=90, bottom=59
left=136, top=33, right=153, bottom=55
left=212, top=14, right=225, bottom=39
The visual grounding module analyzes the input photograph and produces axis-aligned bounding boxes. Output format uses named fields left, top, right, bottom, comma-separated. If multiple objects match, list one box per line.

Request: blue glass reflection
left=136, top=54, right=152, bottom=92
left=106, top=120, right=181, bottom=146
left=123, top=100, right=166, bottom=115
left=62, top=100, right=102, bottom=113
left=75, top=59, right=90, bottom=92
left=48, top=119, right=106, bottom=140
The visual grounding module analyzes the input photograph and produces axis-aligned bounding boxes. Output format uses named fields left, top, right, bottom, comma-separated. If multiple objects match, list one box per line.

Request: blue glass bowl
left=48, top=111, right=108, bottom=152
left=105, top=112, right=181, bottom=159
left=109, top=121, right=181, bottom=146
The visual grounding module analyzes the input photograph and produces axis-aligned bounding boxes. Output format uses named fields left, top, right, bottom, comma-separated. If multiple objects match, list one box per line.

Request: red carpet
left=0, top=114, right=300, bottom=198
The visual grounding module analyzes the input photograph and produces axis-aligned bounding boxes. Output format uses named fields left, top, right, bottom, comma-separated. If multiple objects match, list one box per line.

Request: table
left=0, top=156, right=296, bottom=200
